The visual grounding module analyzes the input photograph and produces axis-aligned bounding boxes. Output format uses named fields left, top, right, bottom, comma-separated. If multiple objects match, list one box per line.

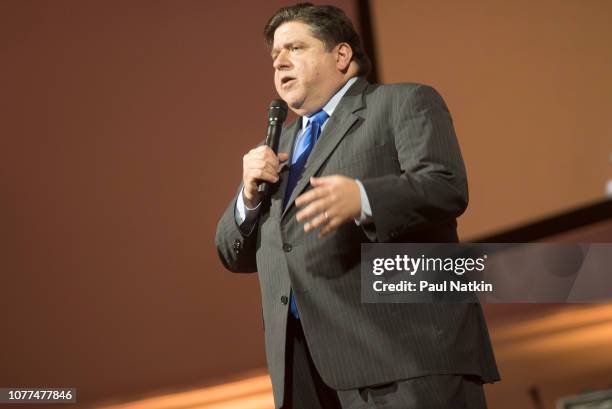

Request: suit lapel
left=281, top=77, right=368, bottom=220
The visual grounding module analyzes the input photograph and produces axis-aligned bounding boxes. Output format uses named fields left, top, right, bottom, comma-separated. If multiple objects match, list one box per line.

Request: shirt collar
left=302, top=76, right=358, bottom=129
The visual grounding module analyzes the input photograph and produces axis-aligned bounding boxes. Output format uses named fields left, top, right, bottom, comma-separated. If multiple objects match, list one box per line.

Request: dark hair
left=264, top=3, right=371, bottom=76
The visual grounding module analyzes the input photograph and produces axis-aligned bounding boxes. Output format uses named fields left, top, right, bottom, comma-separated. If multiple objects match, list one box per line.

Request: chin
left=283, top=94, right=305, bottom=112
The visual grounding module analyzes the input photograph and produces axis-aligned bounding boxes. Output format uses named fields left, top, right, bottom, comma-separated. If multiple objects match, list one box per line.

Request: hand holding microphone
left=242, top=100, right=288, bottom=208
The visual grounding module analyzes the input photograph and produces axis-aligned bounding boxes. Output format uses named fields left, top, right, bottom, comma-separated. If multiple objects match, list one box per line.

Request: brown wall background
left=0, top=0, right=357, bottom=405
left=370, top=0, right=612, bottom=239
left=2, top=0, right=611, bottom=407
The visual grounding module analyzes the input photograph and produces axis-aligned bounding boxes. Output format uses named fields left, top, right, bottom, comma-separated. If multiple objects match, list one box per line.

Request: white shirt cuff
left=354, top=179, right=373, bottom=225
left=235, top=187, right=262, bottom=233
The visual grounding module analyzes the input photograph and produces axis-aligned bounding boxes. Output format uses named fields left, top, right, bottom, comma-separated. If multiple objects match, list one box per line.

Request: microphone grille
left=268, top=99, right=288, bottom=122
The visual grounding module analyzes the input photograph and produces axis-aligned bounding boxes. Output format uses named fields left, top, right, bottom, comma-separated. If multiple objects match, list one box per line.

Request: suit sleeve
left=360, top=85, right=468, bottom=242
left=215, top=184, right=258, bottom=273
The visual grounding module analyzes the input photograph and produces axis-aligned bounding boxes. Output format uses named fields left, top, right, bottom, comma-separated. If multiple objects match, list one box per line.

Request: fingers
left=251, top=146, right=288, bottom=164
left=318, top=216, right=341, bottom=238
left=304, top=211, right=328, bottom=232
left=295, top=187, right=326, bottom=211
left=244, top=146, right=279, bottom=168
left=243, top=147, right=288, bottom=185
left=300, top=206, right=340, bottom=237
left=295, top=183, right=334, bottom=233
left=296, top=196, right=328, bottom=223
left=251, top=159, right=279, bottom=178
left=242, top=146, right=288, bottom=205
left=295, top=175, right=359, bottom=237
left=310, top=176, right=333, bottom=186
left=245, top=166, right=279, bottom=184
left=243, top=159, right=279, bottom=188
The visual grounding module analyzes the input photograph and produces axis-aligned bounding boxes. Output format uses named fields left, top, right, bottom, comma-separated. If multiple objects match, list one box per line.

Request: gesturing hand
left=295, top=175, right=361, bottom=238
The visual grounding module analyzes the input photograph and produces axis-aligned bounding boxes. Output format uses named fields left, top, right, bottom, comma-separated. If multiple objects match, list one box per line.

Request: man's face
left=271, top=21, right=343, bottom=116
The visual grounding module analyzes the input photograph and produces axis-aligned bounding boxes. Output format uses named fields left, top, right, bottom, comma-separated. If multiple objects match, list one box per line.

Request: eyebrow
left=271, top=42, right=303, bottom=58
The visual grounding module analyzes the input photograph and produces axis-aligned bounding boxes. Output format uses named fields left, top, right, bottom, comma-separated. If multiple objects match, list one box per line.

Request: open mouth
left=281, top=77, right=296, bottom=88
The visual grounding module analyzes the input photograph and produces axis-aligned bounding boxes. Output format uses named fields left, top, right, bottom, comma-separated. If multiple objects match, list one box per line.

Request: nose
left=273, top=49, right=291, bottom=71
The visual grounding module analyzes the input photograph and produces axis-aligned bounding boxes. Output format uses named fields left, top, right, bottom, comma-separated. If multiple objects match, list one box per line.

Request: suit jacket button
left=281, top=295, right=288, bottom=305
left=232, top=239, right=242, bottom=253
left=282, top=243, right=292, bottom=252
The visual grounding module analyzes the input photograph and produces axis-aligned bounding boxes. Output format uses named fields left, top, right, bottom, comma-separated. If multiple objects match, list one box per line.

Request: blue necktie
left=284, top=109, right=329, bottom=319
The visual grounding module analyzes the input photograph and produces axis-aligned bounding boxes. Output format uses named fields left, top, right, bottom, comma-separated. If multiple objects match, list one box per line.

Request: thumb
left=278, top=152, right=290, bottom=162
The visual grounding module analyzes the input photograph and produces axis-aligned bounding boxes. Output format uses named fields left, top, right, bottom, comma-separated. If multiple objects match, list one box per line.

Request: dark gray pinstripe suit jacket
left=215, top=77, right=500, bottom=408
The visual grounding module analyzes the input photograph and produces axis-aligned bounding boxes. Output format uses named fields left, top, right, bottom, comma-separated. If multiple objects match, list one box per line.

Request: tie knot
left=308, top=110, right=329, bottom=127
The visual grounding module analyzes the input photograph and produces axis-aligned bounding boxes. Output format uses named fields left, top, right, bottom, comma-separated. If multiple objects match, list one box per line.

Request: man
left=215, top=3, right=500, bottom=408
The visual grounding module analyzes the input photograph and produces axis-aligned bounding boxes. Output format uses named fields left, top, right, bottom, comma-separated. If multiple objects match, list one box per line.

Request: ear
left=335, top=42, right=353, bottom=71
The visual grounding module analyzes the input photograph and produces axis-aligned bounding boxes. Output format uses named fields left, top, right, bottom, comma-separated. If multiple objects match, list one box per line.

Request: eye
left=290, top=46, right=301, bottom=52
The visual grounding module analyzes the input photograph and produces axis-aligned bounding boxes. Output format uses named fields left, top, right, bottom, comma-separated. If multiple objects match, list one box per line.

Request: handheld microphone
left=257, top=99, right=288, bottom=195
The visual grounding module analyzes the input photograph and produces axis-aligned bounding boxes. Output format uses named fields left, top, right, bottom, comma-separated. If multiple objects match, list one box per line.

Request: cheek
left=302, top=62, right=321, bottom=84
left=273, top=74, right=284, bottom=95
